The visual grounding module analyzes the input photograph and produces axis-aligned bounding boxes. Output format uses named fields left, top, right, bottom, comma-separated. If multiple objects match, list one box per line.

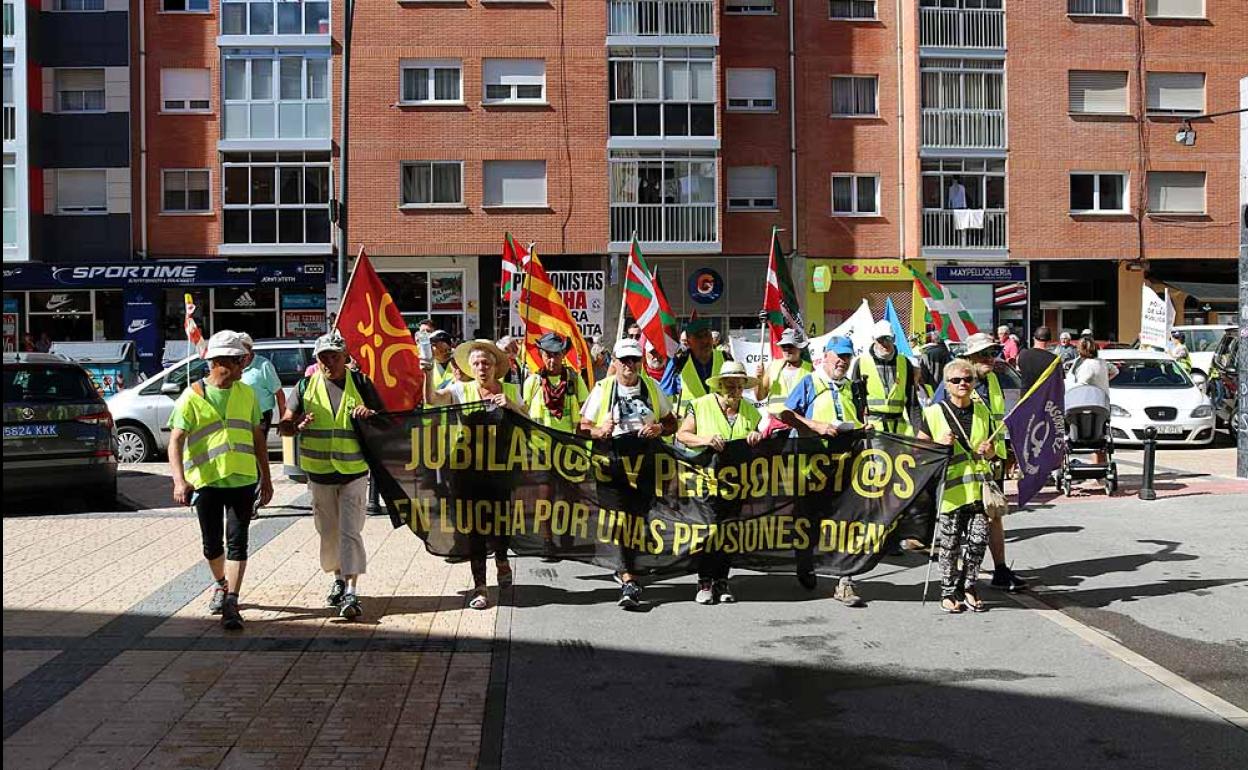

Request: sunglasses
left=946, top=376, right=974, bottom=385
left=627, top=333, right=641, bottom=339
left=618, top=356, right=641, bottom=364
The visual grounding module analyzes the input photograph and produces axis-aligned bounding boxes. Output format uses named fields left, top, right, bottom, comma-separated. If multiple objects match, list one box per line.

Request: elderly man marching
left=661, top=318, right=729, bottom=418
left=917, top=358, right=1005, bottom=613
left=168, top=331, right=273, bottom=631
left=754, top=328, right=813, bottom=420
left=580, top=337, right=677, bottom=609
left=279, top=333, right=383, bottom=620
left=778, top=336, right=867, bottom=607
left=675, top=361, right=763, bottom=605
left=850, top=320, right=920, bottom=435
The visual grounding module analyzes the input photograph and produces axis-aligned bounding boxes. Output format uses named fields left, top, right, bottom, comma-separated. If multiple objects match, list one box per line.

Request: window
left=608, top=150, right=718, bottom=243
left=727, top=166, right=778, bottom=210
left=725, top=0, right=774, bottom=12
left=830, top=1, right=877, bottom=19
left=1145, top=0, right=1204, bottom=18
left=222, top=152, right=331, bottom=245
left=221, top=1, right=330, bottom=35
left=482, top=59, right=546, bottom=104
left=3, top=154, right=15, bottom=247
left=830, top=75, right=877, bottom=117
left=609, top=47, right=716, bottom=138
left=483, top=161, right=547, bottom=207
left=53, top=0, right=104, bottom=10
left=55, top=69, right=105, bottom=113
left=1069, top=173, right=1127, bottom=213
left=1147, top=171, right=1205, bottom=214
left=831, top=174, right=879, bottom=215
left=222, top=50, right=331, bottom=140
left=400, top=162, right=463, bottom=207
left=161, top=69, right=211, bottom=112
left=1068, top=0, right=1124, bottom=14
left=1068, top=70, right=1128, bottom=114
left=162, top=170, right=210, bottom=213
left=726, top=69, right=775, bottom=112
left=400, top=60, right=462, bottom=104
left=56, top=170, right=107, bottom=214
left=163, top=0, right=209, bottom=11
left=1146, top=72, right=1204, bottom=115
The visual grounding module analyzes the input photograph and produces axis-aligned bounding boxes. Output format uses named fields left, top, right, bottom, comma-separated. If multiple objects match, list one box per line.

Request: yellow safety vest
left=179, top=381, right=258, bottom=488
left=690, top=393, right=761, bottom=442
left=433, top=359, right=457, bottom=390
left=522, top=371, right=588, bottom=432
left=586, top=374, right=664, bottom=427
left=859, top=352, right=910, bottom=417
left=765, top=359, right=813, bottom=415
left=461, top=380, right=520, bottom=413
left=677, top=350, right=726, bottom=413
left=972, top=371, right=1006, bottom=420
left=298, top=372, right=369, bottom=476
left=808, top=375, right=861, bottom=427
left=922, top=400, right=1002, bottom=514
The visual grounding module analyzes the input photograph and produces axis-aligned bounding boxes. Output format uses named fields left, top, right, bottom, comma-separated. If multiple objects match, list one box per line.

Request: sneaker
left=991, top=565, right=1028, bottom=593
left=796, top=571, right=818, bottom=591
left=221, top=596, right=244, bottom=630
left=833, top=579, right=866, bottom=608
left=339, top=593, right=363, bottom=620
left=618, top=581, right=643, bottom=610
left=900, top=538, right=928, bottom=552
left=714, top=579, right=736, bottom=604
left=326, top=579, right=346, bottom=607
left=208, top=585, right=228, bottom=615
left=694, top=580, right=715, bottom=605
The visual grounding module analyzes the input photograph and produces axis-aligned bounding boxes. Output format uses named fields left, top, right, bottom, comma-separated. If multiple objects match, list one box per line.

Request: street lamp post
left=335, top=0, right=355, bottom=314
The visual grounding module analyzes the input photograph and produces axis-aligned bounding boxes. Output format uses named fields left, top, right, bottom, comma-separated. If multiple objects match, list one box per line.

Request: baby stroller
left=1058, top=384, right=1118, bottom=496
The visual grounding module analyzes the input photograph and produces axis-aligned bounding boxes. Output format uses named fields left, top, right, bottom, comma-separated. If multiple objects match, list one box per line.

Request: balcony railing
left=608, top=0, right=715, bottom=37
left=921, top=109, right=1005, bottom=149
left=611, top=203, right=717, bottom=244
left=922, top=209, right=1006, bottom=250
left=2, top=105, right=14, bottom=142
left=920, top=8, right=1004, bottom=49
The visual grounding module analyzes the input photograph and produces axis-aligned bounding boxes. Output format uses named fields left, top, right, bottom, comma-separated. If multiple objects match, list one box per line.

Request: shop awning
left=1163, top=281, right=1239, bottom=303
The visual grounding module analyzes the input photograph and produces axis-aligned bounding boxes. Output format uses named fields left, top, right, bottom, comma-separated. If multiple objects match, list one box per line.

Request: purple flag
left=1005, top=359, right=1067, bottom=506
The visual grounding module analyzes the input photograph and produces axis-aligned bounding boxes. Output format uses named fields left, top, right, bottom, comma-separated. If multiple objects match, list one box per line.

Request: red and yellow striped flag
left=518, top=248, right=594, bottom=386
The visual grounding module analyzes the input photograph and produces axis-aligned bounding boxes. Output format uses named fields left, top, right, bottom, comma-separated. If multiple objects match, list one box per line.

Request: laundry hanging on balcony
left=952, top=209, right=985, bottom=230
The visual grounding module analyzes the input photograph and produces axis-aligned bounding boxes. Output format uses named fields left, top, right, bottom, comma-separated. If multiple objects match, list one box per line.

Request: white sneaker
left=714, top=579, right=735, bottom=604
left=694, top=580, right=715, bottom=605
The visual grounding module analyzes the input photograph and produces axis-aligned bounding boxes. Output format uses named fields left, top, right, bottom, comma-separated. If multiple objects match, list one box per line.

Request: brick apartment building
left=2, top=0, right=1242, bottom=365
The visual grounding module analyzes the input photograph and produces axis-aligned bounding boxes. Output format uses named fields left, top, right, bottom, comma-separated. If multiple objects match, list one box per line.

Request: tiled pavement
left=3, top=464, right=503, bottom=770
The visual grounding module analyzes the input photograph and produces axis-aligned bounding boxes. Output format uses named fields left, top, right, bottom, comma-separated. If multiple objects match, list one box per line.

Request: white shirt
left=1066, top=357, right=1118, bottom=392
left=581, top=379, right=672, bottom=436
left=948, top=181, right=967, bottom=209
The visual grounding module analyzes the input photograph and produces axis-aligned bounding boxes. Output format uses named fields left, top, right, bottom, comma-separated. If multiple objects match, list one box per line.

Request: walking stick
left=920, top=477, right=947, bottom=607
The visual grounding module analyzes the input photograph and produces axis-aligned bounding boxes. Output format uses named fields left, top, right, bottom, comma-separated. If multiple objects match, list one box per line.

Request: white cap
left=204, top=330, right=249, bottom=359
left=238, top=332, right=254, bottom=350
left=613, top=338, right=644, bottom=359
left=871, top=320, right=895, bottom=340
left=314, top=332, right=347, bottom=356
left=778, top=328, right=809, bottom=349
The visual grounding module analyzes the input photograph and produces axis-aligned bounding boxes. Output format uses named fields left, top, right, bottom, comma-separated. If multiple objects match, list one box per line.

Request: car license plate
left=3, top=424, right=59, bottom=440
left=1153, top=425, right=1184, bottom=435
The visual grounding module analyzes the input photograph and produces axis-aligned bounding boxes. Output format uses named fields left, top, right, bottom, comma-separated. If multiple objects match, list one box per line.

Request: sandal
left=963, top=588, right=986, bottom=613
left=940, top=597, right=964, bottom=614
left=496, top=561, right=513, bottom=588
left=468, top=588, right=489, bottom=610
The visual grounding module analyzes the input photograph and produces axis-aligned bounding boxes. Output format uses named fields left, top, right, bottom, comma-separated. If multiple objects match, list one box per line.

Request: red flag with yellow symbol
left=334, top=248, right=422, bottom=411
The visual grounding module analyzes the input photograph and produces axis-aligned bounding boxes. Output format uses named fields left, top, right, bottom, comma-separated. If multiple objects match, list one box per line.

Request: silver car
left=108, top=340, right=315, bottom=464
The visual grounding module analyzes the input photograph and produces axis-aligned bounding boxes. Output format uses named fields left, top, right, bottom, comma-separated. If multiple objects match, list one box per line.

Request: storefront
left=637, top=255, right=770, bottom=335
left=933, top=263, right=1030, bottom=340
left=805, top=258, right=913, bottom=336
left=1032, top=260, right=1116, bottom=340
left=366, top=256, right=482, bottom=342
left=3, top=259, right=328, bottom=372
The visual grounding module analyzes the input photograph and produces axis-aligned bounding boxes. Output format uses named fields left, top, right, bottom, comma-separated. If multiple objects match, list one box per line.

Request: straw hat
left=963, top=332, right=1001, bottom=357
left=706, top=360, right=759, bottom=391
left=452, top=339, right=510, bottom=381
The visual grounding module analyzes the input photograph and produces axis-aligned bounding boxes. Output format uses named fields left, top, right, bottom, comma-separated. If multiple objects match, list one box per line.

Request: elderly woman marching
left=917, top=358, right=1005, bottom=613
left=675, top=361, right=764, bottom=605
left=424, top=339, right=525, bottom=610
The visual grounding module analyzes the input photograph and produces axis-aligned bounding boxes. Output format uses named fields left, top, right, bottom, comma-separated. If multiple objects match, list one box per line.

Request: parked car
left=1098, top=349, right=1215, bottom=447
left=1171, top=324, right=1234, bottom=382
left=108, top=340, right=316, bottom=464
left=3, top=352, right=119, bottom=504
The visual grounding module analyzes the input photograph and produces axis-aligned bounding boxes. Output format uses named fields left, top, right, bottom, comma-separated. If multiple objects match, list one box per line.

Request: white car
left=1171, top=324, right=1234, bottom=381
left=1098, top=349, right=1215, bottom=446
left=108, top=340, right=315, bottom=463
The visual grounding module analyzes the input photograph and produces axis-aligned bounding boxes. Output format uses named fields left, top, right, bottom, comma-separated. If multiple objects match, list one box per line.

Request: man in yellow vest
left=850, top=319, right=919, bottom=435
left=660, top=318, right=729, bottom=418
left=778, top=336, right=868, bottom=606
left=279, top=332, right=383, bottom=621
left=168, top=330, right=273, bottom=631
left=580, top=338, right=677, bottom=609
left=428, top=329, right=461, bottom=389
left=917, top=358, right=1005, bottom=613
left=754, top=328, right=813, bottom=420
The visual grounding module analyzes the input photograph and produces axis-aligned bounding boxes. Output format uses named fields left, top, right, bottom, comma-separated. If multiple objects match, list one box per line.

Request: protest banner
left=1139, top=284, right=1171, bottom=350
left=355, top=405, right=949, bottom=576
left=1005, top=359, right=1067, bottom=507
left=507, top=270, right=606, bottom=344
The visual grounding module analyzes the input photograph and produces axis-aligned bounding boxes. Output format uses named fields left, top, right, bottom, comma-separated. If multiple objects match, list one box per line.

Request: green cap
left=684, top=318, right=712, bottom=334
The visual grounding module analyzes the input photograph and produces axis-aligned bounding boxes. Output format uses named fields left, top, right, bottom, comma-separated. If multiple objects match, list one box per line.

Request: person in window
left=947, top=176, right=968, bottom=210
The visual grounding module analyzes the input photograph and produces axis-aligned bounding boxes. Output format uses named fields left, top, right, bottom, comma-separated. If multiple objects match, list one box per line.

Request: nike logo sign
left=46, top=297, right=73, bottom=311
left=128, top=319, right=152, bottom=333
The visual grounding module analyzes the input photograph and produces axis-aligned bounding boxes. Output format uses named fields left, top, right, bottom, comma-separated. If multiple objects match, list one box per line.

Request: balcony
left=921, top=209, right=1006, bottom=253
left=2, top=104, right=14, bottom=142
left=610, top=203, right=718, bottom=252
left=920, top=7, right=1004, bottom=50
left=608, top=0, right=716, bottom=43
left=921, top=108, right=1005, bottom=150
left=219, top=0, right=330, bottom=46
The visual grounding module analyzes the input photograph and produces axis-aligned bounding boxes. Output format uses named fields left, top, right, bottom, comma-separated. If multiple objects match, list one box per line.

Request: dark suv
left=3, top=352, right=118, bottom=505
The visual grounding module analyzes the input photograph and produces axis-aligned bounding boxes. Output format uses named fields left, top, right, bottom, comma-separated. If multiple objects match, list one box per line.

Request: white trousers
left=309, top=477, right=368, bottom=576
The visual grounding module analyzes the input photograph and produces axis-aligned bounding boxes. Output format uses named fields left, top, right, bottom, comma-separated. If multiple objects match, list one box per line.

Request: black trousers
left=194, top=484, right=256, bottom=561
left=596, top=456, right=657, bottom=576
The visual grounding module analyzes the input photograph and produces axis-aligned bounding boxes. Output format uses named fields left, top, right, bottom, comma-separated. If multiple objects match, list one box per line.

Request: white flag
left=1139, top=285, right=1169, bottom=350
left=809, top=300, right=875, bottom=363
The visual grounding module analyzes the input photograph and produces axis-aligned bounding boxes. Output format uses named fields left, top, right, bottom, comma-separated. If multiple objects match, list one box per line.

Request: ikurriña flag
left=519, top=248, right=595, bottom=385
left=500, top=232, right=529, bottom=302
left=761, top=227, right=805, bottom=358
left=905, top=264, right=980, bottom=342
left=335, top=248, right=423, bottom=411
left=1005, top=358, right=1067, bottom=507
left=625, top=237, right=680, bottom=359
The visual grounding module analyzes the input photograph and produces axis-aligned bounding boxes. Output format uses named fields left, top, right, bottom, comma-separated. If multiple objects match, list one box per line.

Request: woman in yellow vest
left=917, top=358, right=1005, bottom=613
left=169, top=330, right=273, bottom=631
left=425, top=339, right=524, bottom=610
left=754, top=328, right=813, bottom=418
left=675, top=361, right=763, bottom=605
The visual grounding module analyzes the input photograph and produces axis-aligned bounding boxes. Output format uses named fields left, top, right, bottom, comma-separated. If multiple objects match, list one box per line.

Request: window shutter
left=57, top=69, right=104, bottom=92
left=1146, top=0, right=1203, bottom=18
left=727, top=166, right=777, bottom=202
left=1147, top=72, right=1204, bottom=113
left=1148, top=172, right=1205, bottom=213
left=483, top=59, right=545, bottom=88
left=483, top=161, right=547, bottom=207
left=1068, top=70, right=1128, bottom=114
left=57, top=170, right=107, bottom=212
left=161, top=69, right=210, bottom=103
left=726, top=69, right=775, bottom=107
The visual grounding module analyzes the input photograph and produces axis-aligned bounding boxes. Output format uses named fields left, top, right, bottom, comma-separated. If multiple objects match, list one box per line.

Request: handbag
left=940, top=402, right=1009, bottom=519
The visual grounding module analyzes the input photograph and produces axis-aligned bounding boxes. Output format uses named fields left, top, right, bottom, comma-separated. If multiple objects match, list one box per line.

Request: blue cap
left=824, top=336, right=854, bottom=356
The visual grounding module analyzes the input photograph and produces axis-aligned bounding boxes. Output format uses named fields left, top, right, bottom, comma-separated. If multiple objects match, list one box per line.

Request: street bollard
left=1138, top=426, right=1158, bottom=501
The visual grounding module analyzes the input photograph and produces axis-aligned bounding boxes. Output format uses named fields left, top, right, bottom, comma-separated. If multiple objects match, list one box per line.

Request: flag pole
left=615, top=233, right=637, bottom=343
left=518, top=242, right=537, bottom=380
left=332, top=245, right=366, bottom=336
left=983, top=356, right=1062, bottom=445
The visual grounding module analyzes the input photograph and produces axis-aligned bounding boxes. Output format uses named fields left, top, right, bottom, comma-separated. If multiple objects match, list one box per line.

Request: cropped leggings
left=193, top=484, right=256, bottom=562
